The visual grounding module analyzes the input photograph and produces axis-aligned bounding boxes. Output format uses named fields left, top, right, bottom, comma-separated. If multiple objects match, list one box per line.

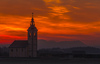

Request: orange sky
left=0, top=0, right=100, bottom=46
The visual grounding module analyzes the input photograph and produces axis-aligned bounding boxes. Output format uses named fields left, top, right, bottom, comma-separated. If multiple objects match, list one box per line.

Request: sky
left=0, top=0, right=100, bottom=46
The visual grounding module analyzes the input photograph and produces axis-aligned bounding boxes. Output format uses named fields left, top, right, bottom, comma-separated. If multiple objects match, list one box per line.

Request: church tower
left=27, top=13, right=37, bottom=57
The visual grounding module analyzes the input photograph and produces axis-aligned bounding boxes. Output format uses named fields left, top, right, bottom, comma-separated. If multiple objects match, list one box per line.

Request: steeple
left=31, top=13, right=35, bottom=26
left=27, top=13, right=38, bottom=57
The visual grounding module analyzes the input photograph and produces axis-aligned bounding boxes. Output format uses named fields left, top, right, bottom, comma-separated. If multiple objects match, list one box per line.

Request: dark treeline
left=38, top=47, right=100, bottom=54
left=1, top=46, right=100, bottom=58
left=0, top=47, right=9, bottom=57
left=38, top=47, right=100, bottom=58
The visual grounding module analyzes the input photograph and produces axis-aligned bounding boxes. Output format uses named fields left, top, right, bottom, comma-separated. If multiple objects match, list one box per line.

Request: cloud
left=48, top=6, right=69, bottom=14
left=43, top=0, right=61, bottom=3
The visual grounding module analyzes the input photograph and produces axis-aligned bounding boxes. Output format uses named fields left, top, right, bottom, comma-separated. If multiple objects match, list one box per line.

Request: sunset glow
left=0, top=0, right=100, bottom=46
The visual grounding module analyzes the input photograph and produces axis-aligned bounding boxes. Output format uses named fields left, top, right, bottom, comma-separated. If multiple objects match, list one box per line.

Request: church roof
left=9, top=40, right=28, bottom=48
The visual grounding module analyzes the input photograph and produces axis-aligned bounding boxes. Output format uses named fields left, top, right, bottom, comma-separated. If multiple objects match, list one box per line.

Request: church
left=9, top=13, right=38, bottom=57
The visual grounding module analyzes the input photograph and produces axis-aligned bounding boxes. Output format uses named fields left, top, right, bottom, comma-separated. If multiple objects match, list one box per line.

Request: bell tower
left=27, top=13, right=37, bottom=57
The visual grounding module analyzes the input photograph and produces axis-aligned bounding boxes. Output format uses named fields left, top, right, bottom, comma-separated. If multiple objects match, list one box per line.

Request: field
left=0, top=58, right=100, bottom=64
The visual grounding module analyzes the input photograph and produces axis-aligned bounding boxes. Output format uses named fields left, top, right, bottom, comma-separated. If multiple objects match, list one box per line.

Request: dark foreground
left=0, top=58, right=100, bottom=64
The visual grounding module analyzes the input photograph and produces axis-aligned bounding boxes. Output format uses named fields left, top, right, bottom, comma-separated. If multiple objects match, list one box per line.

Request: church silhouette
left=9, top=13, right=38, bottom=57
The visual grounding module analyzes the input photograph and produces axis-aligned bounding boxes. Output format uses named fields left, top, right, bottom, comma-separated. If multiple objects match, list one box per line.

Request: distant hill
left=1, top=40, right=100, bottom=54
left=0, top=39, right=87, bottom=49
left=38, top=39, right=87, bottom=49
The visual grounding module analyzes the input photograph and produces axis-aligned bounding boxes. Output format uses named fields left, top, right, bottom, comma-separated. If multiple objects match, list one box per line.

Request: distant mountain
left=38, top=39, right=87, bottom=49
left=0, top=39, right=87, bottom=49
left=1, top=40, right=100, bottom=54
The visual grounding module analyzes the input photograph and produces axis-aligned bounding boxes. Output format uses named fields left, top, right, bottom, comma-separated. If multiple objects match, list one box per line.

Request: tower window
left=11, top=49, right=13, bottom=52
left=29, top=33, right=31, bottom=37
left=34, top=33, right=35, bottom=36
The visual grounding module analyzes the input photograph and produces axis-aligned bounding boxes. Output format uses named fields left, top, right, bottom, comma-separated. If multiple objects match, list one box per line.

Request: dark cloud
left=5, top=30, right=27, bottom=37
left=0, top=0, right=49, bottom=16
left=62, top=0, right=100, bottom=23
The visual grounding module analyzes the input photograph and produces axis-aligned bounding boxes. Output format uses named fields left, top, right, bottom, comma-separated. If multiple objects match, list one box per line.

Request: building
left=9, top=13, right=38, bottom=57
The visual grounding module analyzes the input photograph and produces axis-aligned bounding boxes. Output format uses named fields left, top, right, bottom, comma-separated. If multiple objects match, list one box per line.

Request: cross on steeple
left=32, top=13, right=34, bottom=18
left=31, top=13, right=35, bottom=26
